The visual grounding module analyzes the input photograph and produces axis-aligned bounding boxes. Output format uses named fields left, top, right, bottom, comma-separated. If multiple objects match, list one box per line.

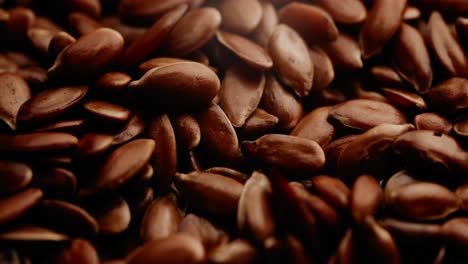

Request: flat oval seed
left=0, top=160, right=32, bottom=196
left=329, top=99, right=407, bottom=131
left=92, top=197, right=131, bottom=235
left=0, top=188, right=42, bottom=225
left=382, top=88, right=427, bottom=111
left=83, top=100, right=131, bottom=124
left=178, top=213, right=229, bottom=251
left=171, top=114, right=201, bottom=151
left=442, top=218, right=468, bottom=251
left=48, top=28, right=124, bottom=81
left=55, top=238, right=99, bottom=264
left=278, top=2, right=338, bottom=44
left=219, top=0, right=262, bottom=35
left=208, top=239, right=258, bottom=264
left=112, top=112, right=146, bottom=145
left=370, top=66, right=404, bottom=87
left=17, top=86, right=88, bottom=128
left=34, top=119, right=86, bottom=134
left=93, top=72, right=131, bottom=96
left=140, top=196, right=182, bottom=242
left=426, top=77, right=468, bottom=114
left=118, top=0, right=189, bottom=24
left=219, top=64, right=265, bottom=128
left=216, top=31, right=273, bottom=70
left=93, top=139, right=155, bottom=193
left=315, top=0, right=366, bottom=24
left=0, top=73, right=31, bottom=131
left=76, top=133, right=114, bottom=157
left=325, top=135, right=359, bottom=173
left=322, top=33, right=363, bottom=71
left=350, top=175, right=384, bottom=225
left=252, top=1, right=278, bottom=47
left=129, top=62, right=220, bottom=111
left=47, top=31, right=76, bottom=63
left=0, top=132, right=78, bottom=153
left=380, top=218, right=442, bottom=245
left=309, top=47, right=334, bottom=91
left=238, top=108, right=279, bottom=138
left=384, top=170, right=419, bottom=202
left=166, top=7, right=221, bottom=56
left=268, top=24, right=314, bottom=98
left=68, top=12, right=101, bottom=36
left=139, top=57, right=191, bottom=73
left=311, top=175, right=350, bottom=209
left=291, top=106, right=335, bottom=147
left=204, top=167, right=250, bottom=184
left=0, top=226, right=68, bottom=243
left=32, top=167, right=77, bottom=199
left=454, top=118, right=468, bottom=137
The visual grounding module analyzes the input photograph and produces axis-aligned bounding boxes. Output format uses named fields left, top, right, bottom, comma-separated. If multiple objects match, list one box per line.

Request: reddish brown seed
left=359, top=0, right=407, bottom=59
left=309, top=47, right=335, bottom=91
left=322, top=33, right=363, bottom=71
left=48, top=28, right=124, bottom=81
left=112, top=111, right=146, bottom=145
left=219, top=0, right=262, bottom=35
left=380, top=218, right=442, bottom=245
left=325, top=135, right=359, bottom=173
left=0, top=132, right=78, bottom=153
left=127, top=234, right=205, bottom=264
left=370, top=66, right=404, bottom=87
left=119, top=4, right=188, bottom=67
left=252, top=1, right=278, bottom=47
left=260, top=74, right=303, bottom=130
left=315, top=0, right=366, bottom=24
left=47, top=31, right=76, bottom=63
left=55, top=238, right=99, bottom=264
left=0, top=226, right=68, bottom=243
left=32, top=167, right=77, bottom=199
left=92, top=197, right=131, bottom=235
left=92, top=139, right=155, bottom=193
left=140, top=196, right=182, bottom=242
left=413, top=113, right=452, bottom=134
left=204, top=167, right=250, bottom=184
left=208, top=239, right=258, bottom=264
left=166, top=7, right=221, bottom=56
left=393, top=23, right=432, bottom=93
left=350, top=175, right=384, bottom=225
left=0, top=160, right=32, bottom=196
left=174, top=171, right=244, bottom=217
left=291, top=106, right=335, bottom=147
left=278, top=2, right=338, bottom=44
left=171, top=114, right=201, bottom=151
left=100, top=16, right=146, bottom=45
left=382, top=88, right=427, bottom=111
left=0, top=73, right=31, bottom=130
left=67, top=0, right=102, bottom=18
left=83, top=100, right=131, bottom=124
left=118, top=0, right=189, bottom=24
left=454, top=118, right=468, bottom=137
left=217, top=31, right=272, bottom=70
left=126, top=186, right=154, bottom=217
left=442, top=218, right=468, bottom=251
left=16, top=66, right=48, bottom=88
left=27, top=28, right=55, bottom=56
left=426, top=77, right=468, bottom=114
left=68, top=12, right=102, bottom=36
left=3, top=7, right=35, bottom=41
left=146, top=114, right=177, bottom=191
left=0, top=188, right=43, bottom=225
left=138, top=57, right=191, bottom=73
left=238, top=108, right=279, bottom=138
left=360, top=218, right=402, bottom=264
left=311, top=175, right=350, bottom=209
left=129, top=62, right=220, bottom=111
left=76, top=133, right=113, bottom=157
left=403, top=6, right=421, bottom=21
left=17, top=86, right=88, bottom=128
left=34, top=16, right=63, bottom=33
left=178, top=213, right=229, bottom=251
left=219, top=64, right=265, bottom=128
left=268, top=24, right=314, bottom=97
left=384, top=170, right=419, bottom=202
left=0, top=54, right=18, bottom=74
left=329, top=99, right=407, bottom=131
left=93, top=72, right=131, bottom=95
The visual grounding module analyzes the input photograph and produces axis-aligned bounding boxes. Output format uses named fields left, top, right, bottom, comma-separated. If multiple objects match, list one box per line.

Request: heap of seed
left=1, top=0, right=468, bottom=263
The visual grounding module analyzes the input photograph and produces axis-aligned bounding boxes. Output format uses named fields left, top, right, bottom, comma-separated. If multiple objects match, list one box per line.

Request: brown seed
left=3, top=7, right=35, bottom=41
left=141, top=196, right=182, bottom=242
left=310, top=175, right=350, bottom=209
left=68, top=12, right=102, bottom=36
left=350, top=175, right=384, bottom=225
left=393, top=23, right=432, bottom=93
left=0, top=132, right=78, bottom=153
left=359, top=0, right=407, bottom=59
left=242, top=134, right=325, bottom=176
left=291, top=106, right=335, bottom=147
left=129, top=62, right=220, bottom=111
left=309, top=47, right=335, bottom=91
left=32, top=167, right=77, bottom=199
left=17, top=86, right=88, bottom=128
left=0, top=188, right=42, bottom=225
left=76, top=133, right=114, bottom=157
left=0, top=54, right=18, bottom=74
left=387, top=182, right=460, bottom=220
left=359, top=218, right=402, bottom=264
left=34, top=16, right=63, bottom=33
left=4, top=52, right=37, bottom=68
left=382, top=88, right=427, bottom=111
left=119, top=4, right=188, bottom=67
left=119, top=0, right=189, bottom=24
left=252, top=1, right=278, bottom=47
left=0, top=160, right=32, bottom=196
left=322, top=33, right=363, bottom=71
left=166, top=7, right=221, bottom=56
left=100, top=16, right=146, bottom=45
left=83, top=100, right=131, bottom=124
left=370, top=66, right=405, bottom=87
left=0, top=226, right=68, bottom=243
left=278, top=2, right=338, bottom=44
left=260, top=74, right=303, bottom=130
left=403, top=6, right=421, bottom=21
left=178, top=213, right=229, bottom=251
left=67, top=0, right=101, bottom=18
left=112, top=111, right=146, bottom=145
left=138, top=57, right=191, bottom=73
left=204, top=167, right=250, bottom=184
left=384, top=170, right=419, bottom=202
left=268, top=24, right=314, bottom=97
left=127, top=186, right=154, bottom=217
left=217, top=31, right=272, bottom=71
left=442, top=217, right=468, bottom=252
left=92, top=196, right=131, bottom=235
left=325, top=135, right=359, bottom=173
left=427, top=11, right=468, bottom=78
left=92, top=139, right=155, bottom=193
left=93, top=72, right=131, bottom=96
left=146, top=114, right=177, bottom=191
left=457, top=17, right=468, bottom=51
left=27, top=28, right=55, bottom=56
left=219, top=0, right=262, bottom=35
left=329, top=99, right=407, bottom=131
left=171, top=114, right=201, bottom=151
left=55, top=238, right=99, bottom=264
left=219, top=64, right=265, bottom=128
left=47, top=31, right=76, bottom=63
left=48, top=28, right=124, bottom=81
left=208, top=239, right=258, bottom=264
left=414, top=113, right=452, bottom=134
left=427, top=77, right=468, bottom=114
left=127, top=234, right=205, bottom=264
left=238, top=108, right=279, bottom=138
left=354, top=86, right=389, bottom=103
left=174, top=171, right=243, bottom=217
left=454, top=118, right=468, bottom=137
left=16, top=66, right=48, bottom=88
left=315, top=0, right=366, bottom=24
left=380, top=218, right=442, bottom=245
left=0, top=73, right=31, bottom=130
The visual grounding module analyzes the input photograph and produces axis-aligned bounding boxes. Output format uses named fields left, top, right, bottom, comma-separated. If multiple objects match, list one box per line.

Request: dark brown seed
left=146, top=114, right=177, bottom=191
left=55, top=238, right=99, bottom=264
left=138, top=57, right=191, bottom=73
left=238, top=108, right=279, bottom=138
left=47, top=31, right=76, bottom=63
left=119, top=4, right=188, bottom=67
left=3, top=7, right=35, bottom=41
left=17, top=86, right=88, bottom=128
left=309, top=47, right=334, bottom=91
left=278, top=2, right=338, bottom=44
left=0, top=188, right=42, bottom=225
left=127, top=186, right=154, bottom=217
left=83, top=100, right=131, bottom=124
left=382, top=88, right=427, bottom=111
left=0, top=73, right=31, bottom=130
left=76, top=133, right=114, bottom=157
left=91, top=139, right=155, bottom=193
left=166, top=7, right=221, bottom=56
left=0, top=160, right=32, bottom=196
left=92, top=197, right=131, bottom=235
left=140, top=196, right=182, bottom=242
left=0, top=54, right=18, bottom=74
left=129, top=62, right=220, bottom=111
left=393, top=23, right=432, bottom=93
left=384, top=170, right=419, bottom=202
left=260, top=74, right=303, bottom=130
left=322, top=33, right=363, bottom=71
left=207, top=239, right=258, bottom=264
left=387, top=182, right=460, bottom=220
left=350, top=175, right=383, bottom=224
left=100, top=16, right=146, bottom=45
left=216, top=31, right=272, bottom=70
left=426, top=77, right=468, bottom=114
left=32, top=167, right=77, bottom=199
left=171, top=114, right=201, bottom=151
left=204, top=167, right=250, bottom=184
left=93, top=72, right=131, bottom=95
left=325, top=135, right=359, bottom=173
left=311, top=175, right=350, bottom=209
left=34, top=16, right=63, bottom=33
left=414, top=113, right=452, bottom=134
left=127, top=234, right=205, bottom=264
left=119, top=0, right=189, bottom=24
left=252, top=1, right=278, bottom=47
left=178, top=213, right=229, bottom=251
left=359, top=218, right=402, bottom=264
left=68, top=12, right=102, bottom=36
left=329, top=99, right=407, bottom=131
left=27, top=28, right=55, bottom=56
left=454, top=118, right=468, bottom=137
left=174, top=171, right=243, bottom=217
left=291, top=106, right=335, bottom=147
left=67, top=0, right=101, bottom=18
left=315, top=0, right=366, bottom=24
left=380, top=218, right=442, bottom=245
left=219, top=64, right=265, bottom=128
left=242, top=134, right=325, bottom=176
left=359, top=0, right=407, bottom=59
left=219, top=0, right=262, bottom=35
left=16, top=66, right=48, bottom=88
left=112, top=111, right=146, bottom=145
left=0, top=226, right=68, bottom=245
left=0, top=132, right=78, bottom=153
left=442, top=218, right=468, bottom=252
left=370, top=66, right=404, bottom=87
left=268, top=24, right=314, bottom=97
left=457, top=17, right=468, bottom=51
